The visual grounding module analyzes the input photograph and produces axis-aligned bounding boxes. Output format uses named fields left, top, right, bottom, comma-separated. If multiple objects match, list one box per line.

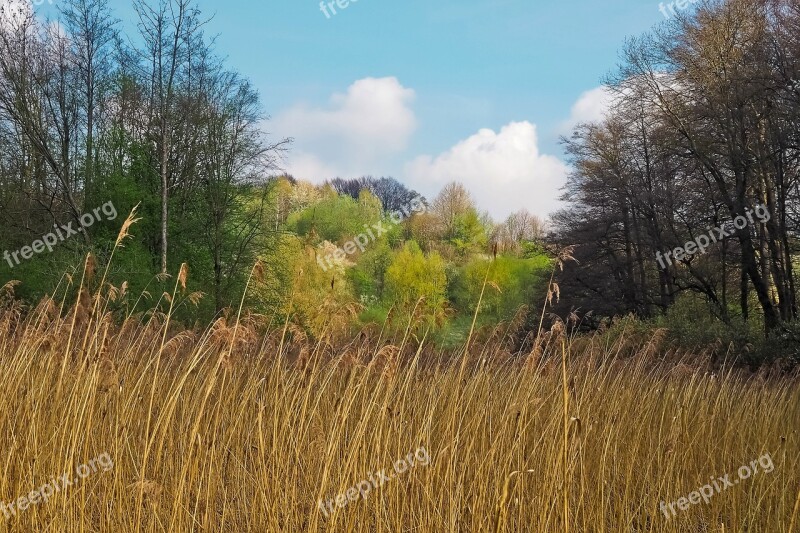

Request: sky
left=29, top=0, right=677, bottom=219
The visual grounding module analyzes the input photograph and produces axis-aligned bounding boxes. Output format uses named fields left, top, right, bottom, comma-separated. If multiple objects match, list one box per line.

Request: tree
left=553, top=0, right=800, bottom=335
left=132, top=0, right=207, bottom=273
left=0, top=0, right=291, bottom=319
left=291, top=191, right=381, bottom=244
left=329, top=176, right=422, bottom=213
left=492, top=210, right=546, bottom=254
left=191, top=67, right=288, bottom=311
left=0, top=5, right=86, bottom=231
left=61, top=0, right=117, bottom=201
left=431, top=182, right=474, bottom=239
left=385, top=241, right=448, bottom=324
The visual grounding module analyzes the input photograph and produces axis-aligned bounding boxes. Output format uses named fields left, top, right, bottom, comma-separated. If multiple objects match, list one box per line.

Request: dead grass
left=0, top=271, right=798, bottom=532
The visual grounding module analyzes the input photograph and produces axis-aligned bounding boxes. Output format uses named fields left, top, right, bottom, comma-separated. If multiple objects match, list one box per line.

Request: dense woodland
left=1, top=0, right=800, bottom=360
left=553, top=0, right=800, bottom=360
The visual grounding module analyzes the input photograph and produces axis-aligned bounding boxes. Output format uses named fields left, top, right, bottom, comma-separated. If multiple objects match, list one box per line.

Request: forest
left=552, top=0, right=800, bottom=362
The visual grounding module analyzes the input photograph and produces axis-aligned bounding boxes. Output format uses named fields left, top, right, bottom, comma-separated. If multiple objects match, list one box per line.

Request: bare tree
left=61, top=0, right=117, bottom=200
left=133, top=0, right=206, bottom=273
left=192, top=64, right=289, bottom=310
left=0, top=5, right=86, bottom=234
left=493, top=209, right=546, bottom=253
left=431, top=182, right=474, bottom=238
left=554, top=0, right=800, bottom=334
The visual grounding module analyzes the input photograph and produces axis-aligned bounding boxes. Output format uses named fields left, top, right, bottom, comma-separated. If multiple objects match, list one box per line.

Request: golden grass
left=0, top=274, right=798, bottom=532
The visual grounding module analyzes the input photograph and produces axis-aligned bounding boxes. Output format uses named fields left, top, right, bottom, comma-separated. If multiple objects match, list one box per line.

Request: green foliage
left=385, top=241, right=448, bottom=325
left=521, top=240, right=549, bottom=259
left=347, top=242, right=393, bottom=300
left=358, top=189, right=383, bottom=214
left=448, top=208, right=488, bottom=257
left=430, top=315, right=476, bottom=350
left=358, top=304, right=391, bottom=326
left=3, top=166, right=557, bottom=343
left=384, top=219, right=406, bottom=248
left=276, top=236, right=358, bottom=336
left=289, top=190, right=382, bottom=243
left=653, top=294, right=759, bottom=350
left=449, top=254, right=552, bottom=323
left=760, top=323, right=800, bottom=365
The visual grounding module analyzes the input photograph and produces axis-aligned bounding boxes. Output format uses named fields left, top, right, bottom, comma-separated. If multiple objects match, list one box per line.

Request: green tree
left=385, top=241, right=448, bottom=325
left=450, top=254, right=551, bottom=323
left=290, top=191, right=382, bottom=243
left=450, top=208, right=488, bottom=257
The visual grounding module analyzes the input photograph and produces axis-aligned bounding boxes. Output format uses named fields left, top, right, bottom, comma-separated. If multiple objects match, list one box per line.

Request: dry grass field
left=0, top=219, right=798, bottom=533
left=0, top=266, right=799, bottom=533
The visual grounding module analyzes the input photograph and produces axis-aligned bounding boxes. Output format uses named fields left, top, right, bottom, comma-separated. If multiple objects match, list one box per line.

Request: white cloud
left=404, top=121, right=569, bottom=219
left=560, top=85, right=615, bottom=134
left=274, top=77, right=416, bottom=181
left=272, top=82, right=616, bottom=220
left=282, top=152, right=338, bottom=182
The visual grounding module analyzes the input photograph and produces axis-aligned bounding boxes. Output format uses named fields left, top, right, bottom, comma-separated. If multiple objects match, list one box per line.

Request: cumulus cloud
left=282, top=153, right=338, bottom=183
left=273, top=81, right=613, bottom=219
left=404, top=121, right=569, bottom=219
left=274, top=77, right=416, bottom=181
left=560, top=85, right=615, bottom=134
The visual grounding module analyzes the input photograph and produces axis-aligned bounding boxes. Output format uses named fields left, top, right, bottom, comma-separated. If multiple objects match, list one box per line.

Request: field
left=0, top=273, right=798, bottom=532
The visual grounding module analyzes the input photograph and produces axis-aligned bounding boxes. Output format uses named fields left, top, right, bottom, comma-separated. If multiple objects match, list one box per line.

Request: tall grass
left=0, top=275, right=797, bottom=531
left=0, top=218, right=797, bottom=531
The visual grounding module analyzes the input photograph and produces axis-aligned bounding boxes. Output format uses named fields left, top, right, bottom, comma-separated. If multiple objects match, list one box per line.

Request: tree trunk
left=160, top=127, right=169, bottom=274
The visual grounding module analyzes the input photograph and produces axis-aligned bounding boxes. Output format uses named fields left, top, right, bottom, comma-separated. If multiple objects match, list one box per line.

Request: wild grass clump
left=0, top=267, right=798, bottom=532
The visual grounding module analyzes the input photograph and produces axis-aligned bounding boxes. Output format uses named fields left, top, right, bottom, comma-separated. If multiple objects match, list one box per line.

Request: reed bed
left=0, top=270, right=798, bottom=532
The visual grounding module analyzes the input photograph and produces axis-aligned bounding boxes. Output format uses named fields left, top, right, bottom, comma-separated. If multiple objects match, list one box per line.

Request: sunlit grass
left=0, top=270, right=798, bottom=531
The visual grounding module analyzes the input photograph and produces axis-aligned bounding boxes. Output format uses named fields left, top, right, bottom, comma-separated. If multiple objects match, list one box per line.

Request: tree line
left=554, top=0, right=800, bottom=339
left=0, top=0, right=288, bottom=311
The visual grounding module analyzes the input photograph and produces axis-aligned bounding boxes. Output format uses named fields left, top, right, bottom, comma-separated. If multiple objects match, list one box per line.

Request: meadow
left=0, top=255, right=797, bottom=531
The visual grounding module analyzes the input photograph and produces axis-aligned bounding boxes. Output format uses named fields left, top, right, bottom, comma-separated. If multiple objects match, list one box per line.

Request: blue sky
left=35, top=0, right=672, bottom=219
